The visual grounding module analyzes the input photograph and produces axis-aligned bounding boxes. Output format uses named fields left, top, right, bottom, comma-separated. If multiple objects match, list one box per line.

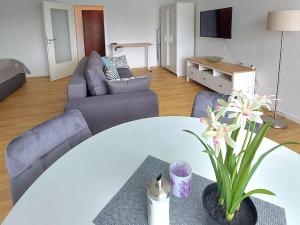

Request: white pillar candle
left=170, top=161, right=192, bottom=198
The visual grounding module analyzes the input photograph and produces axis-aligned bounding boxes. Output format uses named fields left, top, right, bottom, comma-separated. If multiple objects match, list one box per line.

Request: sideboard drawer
left=187, top=66, right=200, bottom=82
left=198, top=71, right=211, bottom=86
left=210, top=77, right=233, bottom=95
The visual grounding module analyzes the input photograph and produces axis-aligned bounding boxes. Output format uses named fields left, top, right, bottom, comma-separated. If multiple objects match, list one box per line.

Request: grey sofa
left=65, top=56, right=159, bottom=135
left=5, top=109, right=92, bottom=204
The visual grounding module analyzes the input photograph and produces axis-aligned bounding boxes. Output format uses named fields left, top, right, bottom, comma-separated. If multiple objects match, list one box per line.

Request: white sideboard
left=186, top=57, right=256, bottom=95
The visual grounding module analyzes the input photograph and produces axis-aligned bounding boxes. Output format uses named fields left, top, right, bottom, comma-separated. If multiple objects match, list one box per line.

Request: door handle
left=48, top=38, right=56, bottom=41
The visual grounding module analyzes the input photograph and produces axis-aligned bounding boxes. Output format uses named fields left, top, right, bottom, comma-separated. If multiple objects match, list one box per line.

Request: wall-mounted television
left=200, top=7, right=232, bottom=39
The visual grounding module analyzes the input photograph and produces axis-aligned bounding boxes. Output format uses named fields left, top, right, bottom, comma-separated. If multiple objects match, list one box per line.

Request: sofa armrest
left=67, top=57, right=88, bottom=99
left=68, top=75, right=87, bottom=99
left=65, top=90, right=159, bottom=135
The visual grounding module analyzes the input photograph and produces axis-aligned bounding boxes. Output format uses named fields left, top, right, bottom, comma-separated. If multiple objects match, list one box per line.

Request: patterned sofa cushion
left=111, top=55, right=130, bottom=69
left=107, top=76, right=151, bottom=94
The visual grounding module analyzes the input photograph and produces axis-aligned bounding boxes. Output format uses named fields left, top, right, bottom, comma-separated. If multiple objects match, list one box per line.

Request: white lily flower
left=222, top=90, right=274, bottom=126
left=201, top=108, right=240, bottom=149
left=198, top=90, right=273, bottom=156
left=200, top=106, right=222, bottom=129
left=215, top=98, right=234, bottom=117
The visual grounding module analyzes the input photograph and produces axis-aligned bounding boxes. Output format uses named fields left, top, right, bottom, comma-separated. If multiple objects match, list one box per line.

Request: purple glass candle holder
left=170, top=161, right=192, bottom=198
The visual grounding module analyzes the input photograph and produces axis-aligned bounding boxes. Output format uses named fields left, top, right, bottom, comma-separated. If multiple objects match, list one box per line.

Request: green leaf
left=229, top=189, right=275, bottom=213
left=233, top=121, right=272, bottom=192
left=239, top=121, right=272, bottom=175
left=240, top=121, right=253, bottom=151
left=231, top=121, right=273, bottom=208
left=213, top=155, right=232, bottom=211
left=245, top=121, right=256, bottom=150
left=228, top=153, right=237, bottom=178
left=225, top=127, right=240, bottom=168
left=233, top=140, right=299, bottom=210
left=245, top=142, right=300, bottom=189
left=244, top=188, right=276, bottom=197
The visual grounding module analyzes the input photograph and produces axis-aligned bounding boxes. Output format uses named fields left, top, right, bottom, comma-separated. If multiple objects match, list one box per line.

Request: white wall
left=0, top=0, right=174, bottom=76
left=183, top=0, right=300, bottom=122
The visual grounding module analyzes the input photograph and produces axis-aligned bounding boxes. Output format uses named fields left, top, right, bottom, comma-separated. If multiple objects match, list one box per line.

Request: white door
left=43, top=1, right=78, bottom=81
left=161, top=5, right=175, bottom=73
left=165, top=7, right=171, bottom=71
left=169, top=5, right=176, bottom=73
left=160, top=7, right=168, bottom=68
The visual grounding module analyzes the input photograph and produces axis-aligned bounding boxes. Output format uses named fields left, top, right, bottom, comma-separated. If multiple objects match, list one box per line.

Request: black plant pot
left=202, top=183, right=257, bottom=225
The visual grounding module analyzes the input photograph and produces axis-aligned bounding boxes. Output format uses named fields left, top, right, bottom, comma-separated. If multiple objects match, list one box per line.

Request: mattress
left=0, top=59, right=30, bottom=84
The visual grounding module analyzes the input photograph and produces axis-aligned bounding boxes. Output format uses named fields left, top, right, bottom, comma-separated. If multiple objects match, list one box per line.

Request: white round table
left=2, top=117, right=299, bottom=225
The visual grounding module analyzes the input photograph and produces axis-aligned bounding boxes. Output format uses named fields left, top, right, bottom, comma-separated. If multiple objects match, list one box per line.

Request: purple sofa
left=65, top=56, right=159, bottom=135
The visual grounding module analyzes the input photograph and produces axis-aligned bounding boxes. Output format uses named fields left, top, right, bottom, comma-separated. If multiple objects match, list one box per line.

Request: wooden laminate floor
left=0, top=67, right=299, bottom=222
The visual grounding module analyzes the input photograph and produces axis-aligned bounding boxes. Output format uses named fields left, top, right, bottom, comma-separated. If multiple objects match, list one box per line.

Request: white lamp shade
left=267, top=10, right=300, bottom=31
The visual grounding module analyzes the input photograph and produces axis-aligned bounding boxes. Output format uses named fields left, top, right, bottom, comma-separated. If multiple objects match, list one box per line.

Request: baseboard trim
left=26, top=74, right=49, bottom=78
left=278, top=111, right=300, bottom=124
left=267, top=107, right=300, bottom=124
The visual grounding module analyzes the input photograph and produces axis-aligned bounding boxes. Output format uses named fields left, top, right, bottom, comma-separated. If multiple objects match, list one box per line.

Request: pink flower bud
left=200, top=118, right=207, bottom=124
left=216, top=105, right=223, bottom=111
left=242, top=112, right=250, bottom=117
left=213, top=136, right=222, bottom=146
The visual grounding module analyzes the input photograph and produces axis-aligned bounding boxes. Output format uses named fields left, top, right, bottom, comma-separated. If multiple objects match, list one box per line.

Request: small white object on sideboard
left=186, top=57, right=256, bottom=95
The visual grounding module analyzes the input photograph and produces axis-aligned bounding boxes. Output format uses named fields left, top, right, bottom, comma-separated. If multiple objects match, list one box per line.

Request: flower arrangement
left=184, top=90, right=298, bottom=221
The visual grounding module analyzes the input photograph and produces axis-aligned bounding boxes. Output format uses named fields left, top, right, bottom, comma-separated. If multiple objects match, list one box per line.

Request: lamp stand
left=263, top=31, right=288, bottom=129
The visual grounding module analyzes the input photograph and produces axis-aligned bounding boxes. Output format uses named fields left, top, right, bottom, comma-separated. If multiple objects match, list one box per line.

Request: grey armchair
left=191, top=91, right=228, bottom=118
left=5, top=109, right=92, bottom=204
left=192, top=91, right=260, bottom=132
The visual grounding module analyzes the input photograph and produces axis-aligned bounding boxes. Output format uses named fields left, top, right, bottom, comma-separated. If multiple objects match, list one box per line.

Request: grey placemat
left=94, top=156, right=286, bottom=225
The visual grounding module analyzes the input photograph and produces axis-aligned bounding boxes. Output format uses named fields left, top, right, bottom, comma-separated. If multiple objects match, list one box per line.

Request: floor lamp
left=263, top=10, right=300, bottom=129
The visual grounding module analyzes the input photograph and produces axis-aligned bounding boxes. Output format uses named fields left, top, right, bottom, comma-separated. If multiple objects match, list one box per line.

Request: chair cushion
left=107, top=76, right=151, bottom=94
left=85, top=51, right=108, bottom=96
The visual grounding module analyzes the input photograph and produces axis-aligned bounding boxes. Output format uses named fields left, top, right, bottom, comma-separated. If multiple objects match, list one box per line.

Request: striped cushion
left=103, top=64, right=120, bottom=80
left=102, top=57, right=120, bottom=80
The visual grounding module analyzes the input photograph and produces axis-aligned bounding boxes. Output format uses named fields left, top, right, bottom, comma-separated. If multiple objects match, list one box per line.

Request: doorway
left=74, top=5, right=106, bottom=60
left=43, top=1, right=78, bottom=81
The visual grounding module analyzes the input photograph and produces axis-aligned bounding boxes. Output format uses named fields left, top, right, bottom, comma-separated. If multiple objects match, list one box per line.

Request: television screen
left=200, top=7, right=232, bottom=39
